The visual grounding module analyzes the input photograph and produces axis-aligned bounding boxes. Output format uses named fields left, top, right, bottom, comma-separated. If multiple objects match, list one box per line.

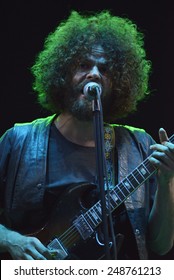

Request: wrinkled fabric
left=113, top=125, right=156, bottom=259
left=0, top=115, right=157, bottom=259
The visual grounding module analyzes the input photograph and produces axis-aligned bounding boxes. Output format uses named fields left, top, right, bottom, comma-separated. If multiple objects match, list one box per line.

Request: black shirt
left=45, top=124, right=139, bottom=259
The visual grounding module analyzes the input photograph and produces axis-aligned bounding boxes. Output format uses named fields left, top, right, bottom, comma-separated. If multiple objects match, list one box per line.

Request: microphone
left=83, top=82, right=102, bottom=100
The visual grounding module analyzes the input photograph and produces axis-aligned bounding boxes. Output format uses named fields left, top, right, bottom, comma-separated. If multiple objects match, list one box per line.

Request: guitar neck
left=81, top=133, right=174, bottom=231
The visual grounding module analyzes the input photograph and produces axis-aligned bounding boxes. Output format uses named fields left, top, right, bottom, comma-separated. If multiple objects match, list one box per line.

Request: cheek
left=103, top=78, right=113, bottom=92
left=106, top=77, right=113, bottom=88
left=72, top=72, right=85, bottom=85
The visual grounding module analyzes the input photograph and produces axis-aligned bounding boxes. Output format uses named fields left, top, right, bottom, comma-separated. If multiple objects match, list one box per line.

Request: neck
left=54, top=113, right=95, bottom=147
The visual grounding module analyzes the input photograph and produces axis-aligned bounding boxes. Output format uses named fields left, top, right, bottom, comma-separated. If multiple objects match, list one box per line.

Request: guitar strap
left=103, top=124, right=115, bottom=190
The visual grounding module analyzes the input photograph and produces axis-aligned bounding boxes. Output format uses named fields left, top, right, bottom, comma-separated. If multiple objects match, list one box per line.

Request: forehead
left=85, top=45, right=107, bottom=62
left=90, top=45, right=105, bottom=56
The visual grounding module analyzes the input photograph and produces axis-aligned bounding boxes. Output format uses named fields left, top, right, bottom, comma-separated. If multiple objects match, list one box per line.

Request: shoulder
left=13, top=115, right=56, bottom=130
left=112, top=123, right=145, bottom=133
left=1, top=115, right=56, bottom=142
left=112, top=123, right=156, bottom=153
left=14, top=115, right=55, bottom=132
left=112, top=123, right=152, bottom=139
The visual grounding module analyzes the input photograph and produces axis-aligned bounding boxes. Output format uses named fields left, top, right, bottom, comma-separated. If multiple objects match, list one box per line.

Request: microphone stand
left=92, top=91, right=111, bottom=260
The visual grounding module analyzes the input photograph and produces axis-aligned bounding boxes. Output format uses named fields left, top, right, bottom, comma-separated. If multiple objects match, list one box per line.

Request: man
left=0, top=10, right=174, bottom=260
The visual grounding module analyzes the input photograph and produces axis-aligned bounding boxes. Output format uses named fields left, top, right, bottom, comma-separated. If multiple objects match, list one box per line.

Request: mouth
left=75, top=82, right=103, bottom=101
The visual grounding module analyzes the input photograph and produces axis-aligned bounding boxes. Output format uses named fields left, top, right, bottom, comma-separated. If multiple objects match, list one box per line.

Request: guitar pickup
left=73, top=214, right=94, bottom=240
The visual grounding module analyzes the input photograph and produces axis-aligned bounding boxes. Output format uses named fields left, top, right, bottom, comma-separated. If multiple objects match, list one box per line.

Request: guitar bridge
left=47, top=238, right=68, bottom=260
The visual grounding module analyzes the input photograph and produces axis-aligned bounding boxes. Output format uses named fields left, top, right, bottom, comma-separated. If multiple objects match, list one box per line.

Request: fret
left=112, top=188, right=122, bottom=204
left=85, top=214, right=96, bottom=228
left=126, top=176, right=137, bottom=191
left=93, top=203, right=102, bottom=218
left=109, top=191, right=118, bottom=208
left=132, top=172, right=140, bottom=183
left=104, top=197, right=110, bottom=211
left=144, top=158, right=156, bottom=174
left=109, top=189, right=120, bottom=205
left=122, top=179, right=134, bottom=193
left=118, top=183, right=130, bottom=197
left=114, top=187, right=124, bottom=201
left=137, top=163, right=150, bottom=177
left=105, top=195, right=115, bottom=210
left=128, top=173, right=140, bottom=188
left=91, top=208, right=101, bottom=222
left=116, top=185, right=126, bottom=200
left=134, top=168, right=146, bottom=183
left=170, top=135, right=174, bottom=143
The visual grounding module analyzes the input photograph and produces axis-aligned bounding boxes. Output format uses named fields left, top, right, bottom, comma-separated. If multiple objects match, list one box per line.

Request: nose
left=86, top=66, right=101, bottom=80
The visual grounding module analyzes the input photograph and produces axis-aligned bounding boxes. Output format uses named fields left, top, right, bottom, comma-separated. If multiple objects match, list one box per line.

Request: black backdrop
left=1, top=1, right=173, bottom=141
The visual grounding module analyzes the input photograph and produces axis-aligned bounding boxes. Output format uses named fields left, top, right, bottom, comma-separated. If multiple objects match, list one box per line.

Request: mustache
left=73, top=81, right=86, bottom=93
left=73, top=81, right=103, bottom=96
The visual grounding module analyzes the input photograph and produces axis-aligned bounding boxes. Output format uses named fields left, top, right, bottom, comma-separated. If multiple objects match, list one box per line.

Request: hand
left=149, top=128, right=174, bottom=180
left=4, top=230, right=55, bottom=260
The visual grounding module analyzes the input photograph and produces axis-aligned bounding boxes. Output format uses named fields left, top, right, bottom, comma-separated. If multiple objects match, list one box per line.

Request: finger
left=150, top=143, right=174, bottom=160
left=46, top=249, right=58, bottom=260
left=36, top=243, right=55, bottom=260
left=26, top=237, right=51, bottom=259
left=159, top=128, right=169, bottom=144
left=164, top=142, right=174, bottom=153
left=150, top=151, right=174, bottom=170
left=28, top=245, right=49, bottom=260
left=152, top=151, right=174, bottom=165
left=149, top=155, right=173, bottom=172
left=35, top=245, right=52, bottom=259
left=33, top=251, right=48, bottom=260
left=150, top=143, right=168, bottom=152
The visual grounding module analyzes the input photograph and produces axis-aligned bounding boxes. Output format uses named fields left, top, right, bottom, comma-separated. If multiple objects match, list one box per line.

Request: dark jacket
left=0, top=115, right=157, bottom=259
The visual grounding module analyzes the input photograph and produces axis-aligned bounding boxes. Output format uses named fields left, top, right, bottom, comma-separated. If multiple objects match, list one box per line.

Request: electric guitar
left=3, top=134, right=174, bottom=260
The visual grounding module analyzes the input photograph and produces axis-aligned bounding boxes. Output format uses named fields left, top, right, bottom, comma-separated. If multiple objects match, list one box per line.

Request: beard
left=63, top=83, right=94, bottom=121
left=63, top=82, right=113, bottom=122
left=68, top=97, right=94, bottom=121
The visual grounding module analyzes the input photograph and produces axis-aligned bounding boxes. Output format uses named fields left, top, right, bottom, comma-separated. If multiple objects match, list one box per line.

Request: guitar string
left=59, top=207, right=101, bottom=247
left=117, top=158, right=156, bottom=198
left=116, top=134, right=174, bottom=199
left=56, top=224, right=80, bottom=247
left=57, top=204, right=103, bottom=247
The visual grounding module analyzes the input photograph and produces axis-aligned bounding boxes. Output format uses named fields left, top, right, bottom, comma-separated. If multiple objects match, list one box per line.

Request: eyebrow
left=82, top=54, right=107, bottom=64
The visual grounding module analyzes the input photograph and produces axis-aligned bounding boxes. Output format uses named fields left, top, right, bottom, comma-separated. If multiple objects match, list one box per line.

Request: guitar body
left=35, top=182, right=106, bottom=259
left=1, top=183, right=122, bottom=260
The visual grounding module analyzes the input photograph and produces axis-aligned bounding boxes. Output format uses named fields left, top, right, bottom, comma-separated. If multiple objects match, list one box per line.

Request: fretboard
left=83, top=133, right=174, bottom=230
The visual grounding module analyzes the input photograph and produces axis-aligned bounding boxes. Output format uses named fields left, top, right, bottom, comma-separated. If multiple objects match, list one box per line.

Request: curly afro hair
left=31, top=10, right=151, bottom=122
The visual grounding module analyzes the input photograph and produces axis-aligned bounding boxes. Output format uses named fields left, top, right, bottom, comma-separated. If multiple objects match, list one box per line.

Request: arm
left=0, top=130, right=56, bottom=260
left=148, top=128, right=174, bottom=255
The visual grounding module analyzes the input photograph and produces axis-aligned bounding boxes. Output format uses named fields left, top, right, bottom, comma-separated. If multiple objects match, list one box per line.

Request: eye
left=79, top=62, right=90, bottom=70
left=99, top=65, right=107, bottom=74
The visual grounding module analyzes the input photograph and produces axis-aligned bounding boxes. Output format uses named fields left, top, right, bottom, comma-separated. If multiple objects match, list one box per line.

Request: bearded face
left=62, top=45, right=113, bottom=121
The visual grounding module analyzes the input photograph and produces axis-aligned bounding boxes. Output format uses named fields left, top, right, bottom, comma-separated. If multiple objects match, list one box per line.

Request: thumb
left=159, top=128, right=169, bottom=144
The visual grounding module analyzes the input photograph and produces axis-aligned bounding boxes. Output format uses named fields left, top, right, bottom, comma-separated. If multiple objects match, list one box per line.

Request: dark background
left=1, top=1, right=173, bottom=141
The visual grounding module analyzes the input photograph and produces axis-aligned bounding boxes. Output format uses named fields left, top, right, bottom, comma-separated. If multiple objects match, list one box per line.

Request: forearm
left=148, top=176, right=174, bottom=255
